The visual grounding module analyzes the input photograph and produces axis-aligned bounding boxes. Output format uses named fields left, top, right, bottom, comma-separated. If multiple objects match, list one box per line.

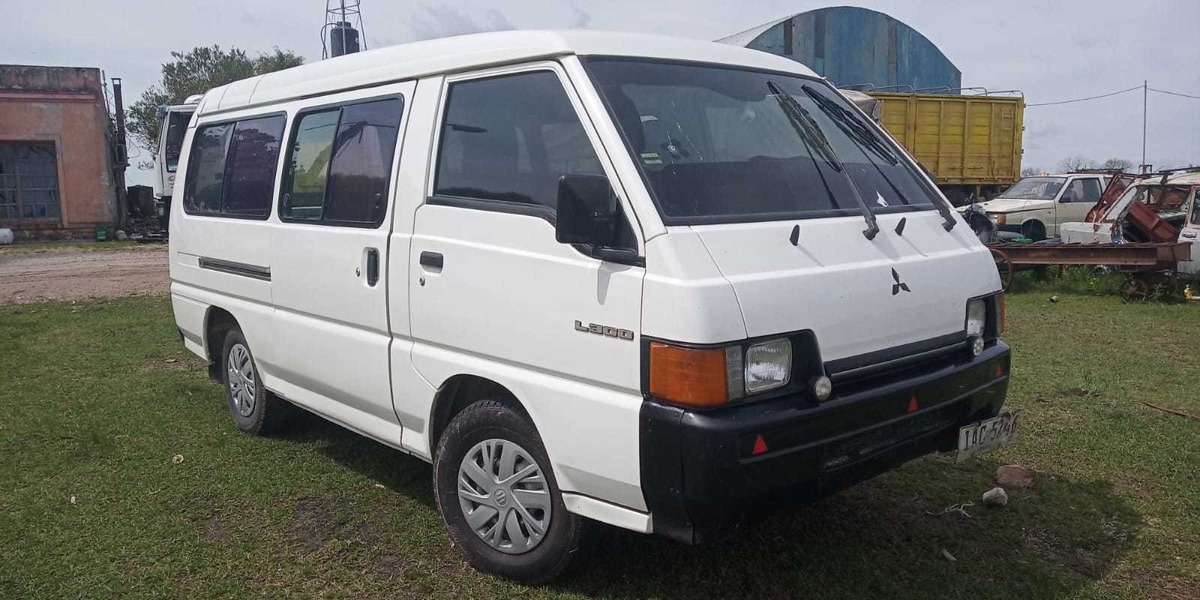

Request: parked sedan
left=958, top=173, right=1110, bottom=240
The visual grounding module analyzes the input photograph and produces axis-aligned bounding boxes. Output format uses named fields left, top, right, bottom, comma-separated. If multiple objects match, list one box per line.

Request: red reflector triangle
left=907, top=396, right=919, bottom=413
left=752, top=434, right=769, bottom=456
left=995, top=364, right=1004, bottom=378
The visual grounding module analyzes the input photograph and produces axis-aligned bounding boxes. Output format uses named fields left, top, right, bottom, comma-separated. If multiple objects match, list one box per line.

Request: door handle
left=419, top=251, right=444, bottom=271
left=366, top=248, right=380, bottom=287
left=1183, top=231, right=1197, bottom=239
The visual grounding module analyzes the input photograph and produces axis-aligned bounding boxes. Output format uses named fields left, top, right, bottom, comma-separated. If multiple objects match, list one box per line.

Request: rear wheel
left=434, top=400, right=588, bottom=582
left=221, top=328, right=289, bottom=434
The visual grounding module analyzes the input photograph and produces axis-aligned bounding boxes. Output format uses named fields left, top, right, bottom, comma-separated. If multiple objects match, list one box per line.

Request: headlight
left=648, top=337, right=797, bottom=408
left=966, top=299, right=987, bottom=338
left=990, top=213, right=1006, bottom=225
left=745, top=338, right=791, bottom=393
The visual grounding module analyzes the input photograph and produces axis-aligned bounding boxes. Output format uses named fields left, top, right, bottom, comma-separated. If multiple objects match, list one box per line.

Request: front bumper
left=640, top=341, right=1011, bottom=544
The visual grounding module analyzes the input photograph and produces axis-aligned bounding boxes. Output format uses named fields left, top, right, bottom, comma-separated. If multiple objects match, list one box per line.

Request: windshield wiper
left=802, top=85, right=958, bottom=232
left=768, top=81, right=880, bottom=240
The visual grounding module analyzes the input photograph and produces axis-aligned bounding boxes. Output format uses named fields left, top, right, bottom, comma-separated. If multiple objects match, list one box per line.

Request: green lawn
left=1, top=293, right=1197, bottom=599
left=0, top=240, right=148, bottom=256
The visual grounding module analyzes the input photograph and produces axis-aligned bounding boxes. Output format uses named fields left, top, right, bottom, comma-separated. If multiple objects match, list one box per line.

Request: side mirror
left=555, top=174, right=639, bottom=264
left=155, top=105, right=168, bottom=121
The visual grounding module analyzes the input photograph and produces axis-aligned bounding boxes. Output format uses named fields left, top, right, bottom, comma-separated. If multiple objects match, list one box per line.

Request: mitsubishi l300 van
left=168, top=30, right=1013, bottom=581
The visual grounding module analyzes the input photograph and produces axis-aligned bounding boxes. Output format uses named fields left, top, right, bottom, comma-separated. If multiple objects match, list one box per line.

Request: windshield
left=999, top=177, right=1065, bottom=200
left=585, top=59, right=939, bottom=225
left=163, top=109, right=193, bottom=172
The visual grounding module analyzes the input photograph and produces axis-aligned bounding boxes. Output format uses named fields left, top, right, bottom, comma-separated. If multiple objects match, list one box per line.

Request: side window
left=183, top=123, right=233, bottom=214
left=1192, top=189, right=1200, bottom=225
left=224, top=116, right=286, bottom=217
left=1060, top=179, right=1085, bottom=203
left=281, top=110, right=338, bottom=221
left=434, top=71, right=605, bottom=210
left=182, top=115, right=285, bottom=218
left=1080, top=178, right=1102, bottom=204
left=280, top=97, right=404, bottom=226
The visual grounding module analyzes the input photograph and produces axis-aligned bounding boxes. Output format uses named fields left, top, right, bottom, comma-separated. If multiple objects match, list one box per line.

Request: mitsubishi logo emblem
left=891, top=268, right=911, bottom=295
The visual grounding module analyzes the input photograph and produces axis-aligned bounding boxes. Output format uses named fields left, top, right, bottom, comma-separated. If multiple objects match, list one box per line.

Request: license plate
left=954, top=411, right=1020, bottom=463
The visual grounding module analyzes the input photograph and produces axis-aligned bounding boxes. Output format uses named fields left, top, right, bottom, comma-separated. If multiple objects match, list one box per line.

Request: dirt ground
left=0, top=246, right=168, bottom=304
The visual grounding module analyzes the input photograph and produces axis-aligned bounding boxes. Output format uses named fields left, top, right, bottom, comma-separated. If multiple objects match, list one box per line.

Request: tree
left=127, top=46, right=303, bottom=158
left=1101, top=158, right=1133, bottom=172
left=1058, top=155, right=1097, bottom=172
left=1021, top=167, right=1045, bottom=177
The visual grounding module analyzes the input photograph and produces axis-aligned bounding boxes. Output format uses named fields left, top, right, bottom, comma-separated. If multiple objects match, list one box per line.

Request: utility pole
left=1141, top=80, right=1148, bottom=173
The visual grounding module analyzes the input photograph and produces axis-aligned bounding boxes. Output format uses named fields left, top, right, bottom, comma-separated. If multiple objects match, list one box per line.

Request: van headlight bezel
left=744, top=338, right=792, bottom=394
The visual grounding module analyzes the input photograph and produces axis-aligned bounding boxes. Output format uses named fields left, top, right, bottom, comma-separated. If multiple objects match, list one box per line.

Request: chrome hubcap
left=226, top=343, right=256, bottom=417
left=457, top=439, right=551, bottom=554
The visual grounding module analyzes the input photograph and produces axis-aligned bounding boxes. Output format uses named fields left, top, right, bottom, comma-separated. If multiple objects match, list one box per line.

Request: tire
left=221, top=327, right=289, bottom=435
left=1022, top=220, right=1046, bottom=241
left=434, top=400, right=589, bottom=582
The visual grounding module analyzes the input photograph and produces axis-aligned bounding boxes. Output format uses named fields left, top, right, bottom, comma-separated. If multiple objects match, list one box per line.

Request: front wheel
left=1021, top=220, right=1047, bottom=241
left=433, top=400, right=589, bottom=582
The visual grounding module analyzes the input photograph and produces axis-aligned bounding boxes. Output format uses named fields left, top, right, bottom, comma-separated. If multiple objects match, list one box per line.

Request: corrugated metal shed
left=718, top=6, right=962, bottom=93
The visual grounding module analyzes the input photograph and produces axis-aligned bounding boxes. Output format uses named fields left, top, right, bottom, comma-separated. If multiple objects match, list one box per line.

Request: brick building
left=0, top=65, right=120, bottom=239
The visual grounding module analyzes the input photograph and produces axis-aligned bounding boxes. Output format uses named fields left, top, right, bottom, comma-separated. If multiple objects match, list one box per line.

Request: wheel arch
left=203, top=306, right=239, bottom=381
left=1021, top=218, right=1047, bottom=239
left=428, top=374, right=534, bottom=457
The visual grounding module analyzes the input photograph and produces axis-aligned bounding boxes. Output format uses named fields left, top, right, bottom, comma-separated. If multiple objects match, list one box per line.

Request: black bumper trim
left=640, top=341, right=1010, bottom=544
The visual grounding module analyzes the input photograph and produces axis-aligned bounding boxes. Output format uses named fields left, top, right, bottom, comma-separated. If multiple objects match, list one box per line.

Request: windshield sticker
left=876, top=192, right=890, bottom=207
left=640, top=152, right=663, bottom=165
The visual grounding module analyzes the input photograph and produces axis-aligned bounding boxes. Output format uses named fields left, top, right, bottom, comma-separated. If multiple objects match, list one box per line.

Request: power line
left=1026, top=85, right=1142, bottom=107
left=1149, top=87, right=1200, bottom=100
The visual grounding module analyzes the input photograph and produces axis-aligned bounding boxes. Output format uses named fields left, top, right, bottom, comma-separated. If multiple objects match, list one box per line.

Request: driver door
left=407, top=63, right=645, bottom=406
left=1055, top=177, right=1102, bottom=235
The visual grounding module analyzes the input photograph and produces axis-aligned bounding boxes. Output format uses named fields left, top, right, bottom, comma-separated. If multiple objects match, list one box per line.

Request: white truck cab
left=168, top=30, right=1011, bottom=581
left=152, top=95, right=201, bottom=226
left=962, top=173, right=1110, bottom=240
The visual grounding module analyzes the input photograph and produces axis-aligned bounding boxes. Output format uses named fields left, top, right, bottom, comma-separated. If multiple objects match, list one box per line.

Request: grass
left=1, top=291, right=1197, bottom=599
left=0, top=240, right=149, bottom=256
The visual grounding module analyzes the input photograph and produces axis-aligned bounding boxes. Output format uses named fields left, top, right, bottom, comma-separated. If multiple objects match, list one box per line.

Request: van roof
left=196, top=29, right=820, bottom=117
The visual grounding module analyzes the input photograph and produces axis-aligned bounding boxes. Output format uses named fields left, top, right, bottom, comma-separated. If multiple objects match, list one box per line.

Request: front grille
left=825, top=333, right=968, bottom=395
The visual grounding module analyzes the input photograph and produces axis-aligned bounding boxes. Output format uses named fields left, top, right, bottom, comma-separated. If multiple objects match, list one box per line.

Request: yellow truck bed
left=870, top=92, right=1024, bottom=200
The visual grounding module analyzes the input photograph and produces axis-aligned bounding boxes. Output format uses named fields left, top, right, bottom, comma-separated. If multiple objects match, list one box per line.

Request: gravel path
left=0, top=246, right=168, bottom=304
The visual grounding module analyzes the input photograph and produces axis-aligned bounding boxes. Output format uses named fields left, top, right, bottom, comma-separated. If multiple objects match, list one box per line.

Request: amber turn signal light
left=649, top=342, right=729, bottom=407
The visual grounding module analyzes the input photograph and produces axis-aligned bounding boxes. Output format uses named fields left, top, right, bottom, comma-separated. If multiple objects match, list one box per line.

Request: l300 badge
left=575, top=321, right=635, bottom=341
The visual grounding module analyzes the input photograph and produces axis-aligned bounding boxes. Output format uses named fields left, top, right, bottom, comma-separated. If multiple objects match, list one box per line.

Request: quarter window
left=183, top=115, right=285, bottom=218
left=434, top=71, right=605, bottom=210
left=280, top=97, right=403, bottom=226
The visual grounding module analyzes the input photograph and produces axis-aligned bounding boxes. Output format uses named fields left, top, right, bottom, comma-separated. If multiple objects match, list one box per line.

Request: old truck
left=847, top=90, right=1025, bottom=206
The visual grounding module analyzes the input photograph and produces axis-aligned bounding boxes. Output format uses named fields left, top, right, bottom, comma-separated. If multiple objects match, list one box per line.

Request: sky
left=3, top=0, right=1198, bottom=186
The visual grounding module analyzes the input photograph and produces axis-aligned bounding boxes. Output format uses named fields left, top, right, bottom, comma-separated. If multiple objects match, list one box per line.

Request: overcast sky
left=4, top=0, right=1197, bottom=186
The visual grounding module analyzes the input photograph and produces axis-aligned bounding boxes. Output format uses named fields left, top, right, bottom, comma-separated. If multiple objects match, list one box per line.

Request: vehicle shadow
left=275, top=408, right=438, bottom=510
left=554, top=458, right=1142, bottom=600
left=273, top=412, right=1140, bottom=599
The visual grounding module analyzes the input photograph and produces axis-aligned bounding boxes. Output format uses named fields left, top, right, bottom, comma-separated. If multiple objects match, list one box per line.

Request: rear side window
left=434, top=71, right=604, bottom=210
left=182, top=115, right=285, bottom=218
left=280, top=97, right=404, bottom=226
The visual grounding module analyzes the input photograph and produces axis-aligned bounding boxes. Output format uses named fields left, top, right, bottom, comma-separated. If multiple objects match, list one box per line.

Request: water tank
left=329, top=22, right=361, bottom=57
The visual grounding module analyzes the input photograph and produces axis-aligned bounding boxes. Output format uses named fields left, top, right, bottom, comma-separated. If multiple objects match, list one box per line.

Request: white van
left=169, top=31, right=1012, bottom=581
